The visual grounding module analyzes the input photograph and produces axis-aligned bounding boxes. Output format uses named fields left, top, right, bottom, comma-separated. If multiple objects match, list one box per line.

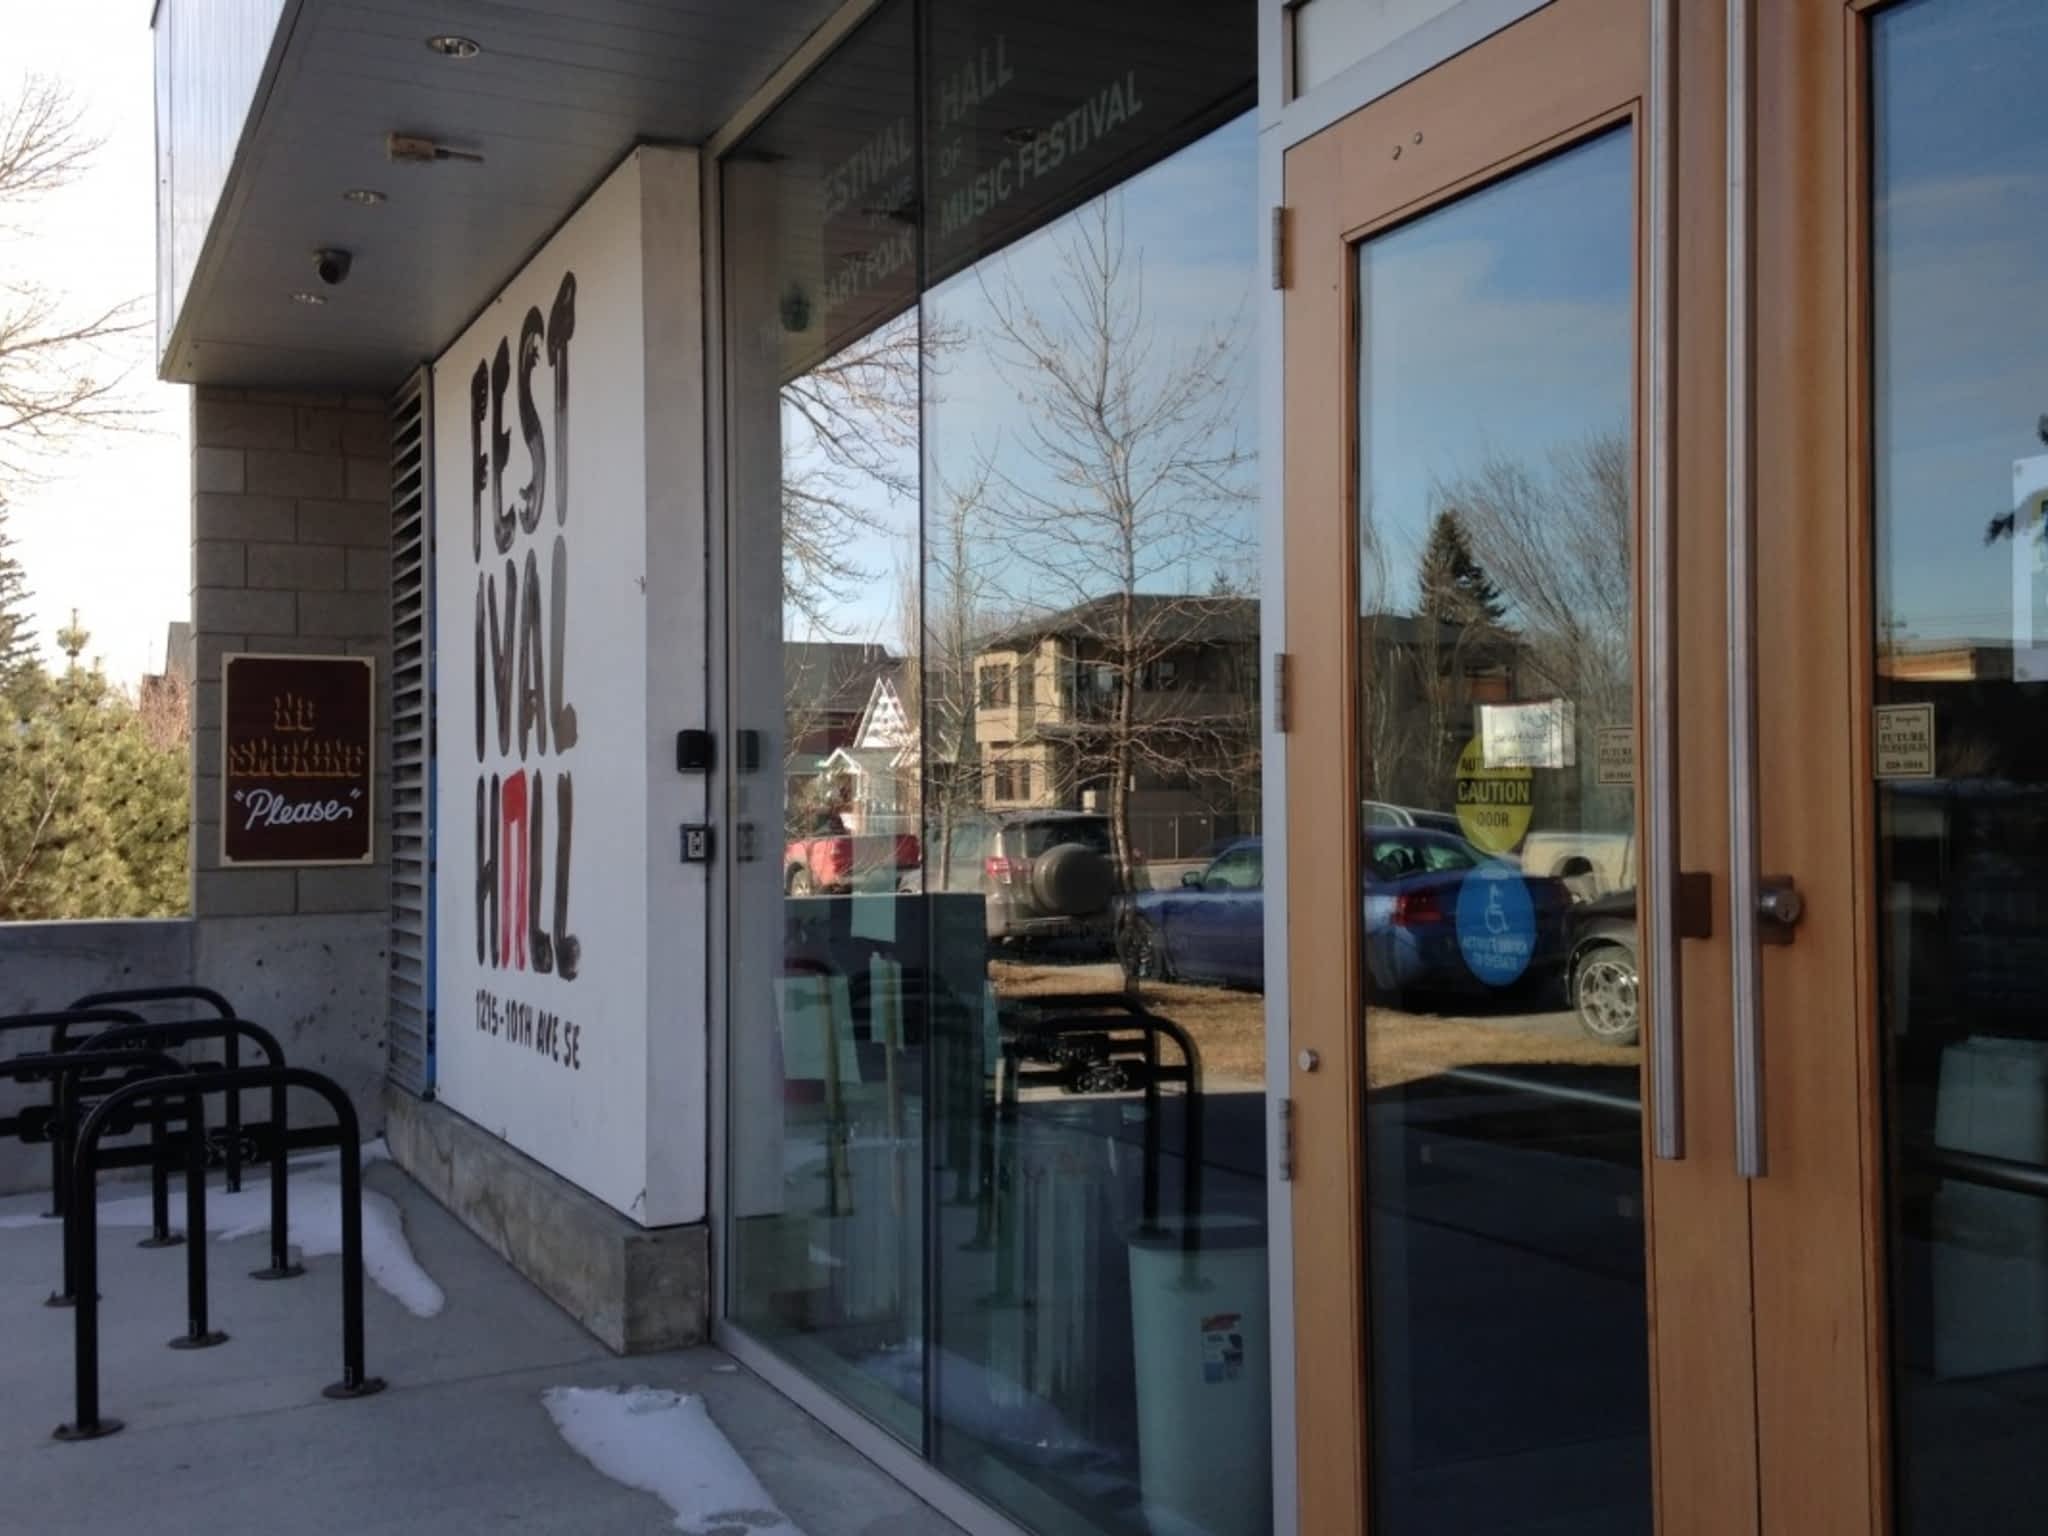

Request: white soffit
left=164, top=0, right=844, bottom=391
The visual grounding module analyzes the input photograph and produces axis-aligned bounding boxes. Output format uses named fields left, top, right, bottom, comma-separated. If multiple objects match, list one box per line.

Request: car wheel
left=1118, top=916, right=1169, bottom=983
left=1573, top=941, right=1640, bottom=1046
left=787, top=866, right=816, bottom=897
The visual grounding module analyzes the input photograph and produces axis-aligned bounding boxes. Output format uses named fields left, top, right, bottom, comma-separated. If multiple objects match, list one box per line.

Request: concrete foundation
left=383, top=1084, right=708, bottom=1354
left=0, top=920, right=193, bottom=1193
left=0, top=915, right=391, bottom=1196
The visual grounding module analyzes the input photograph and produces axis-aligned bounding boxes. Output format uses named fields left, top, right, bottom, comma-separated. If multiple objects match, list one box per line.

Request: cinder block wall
left=188, top=387, right=393, bottom=1134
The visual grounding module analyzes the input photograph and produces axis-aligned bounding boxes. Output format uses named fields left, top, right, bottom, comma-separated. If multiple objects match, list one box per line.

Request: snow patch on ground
left=543, top=1386, right=803, bottom=1536
left=0, top=1149, right=443, bottom=1317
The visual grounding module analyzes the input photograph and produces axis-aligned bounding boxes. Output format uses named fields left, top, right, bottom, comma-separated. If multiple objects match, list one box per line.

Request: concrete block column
left=188, top=386, right=394, bottom=1134
left=190, top=387, right=392, bottom=917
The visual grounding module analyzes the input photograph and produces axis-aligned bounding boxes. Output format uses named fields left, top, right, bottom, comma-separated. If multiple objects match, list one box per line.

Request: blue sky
left=1872, top=0, right=2048, bottom=651
left=782, top=112, right=1260, bottom=646
left=1359, top=126, right=1633, bottom=611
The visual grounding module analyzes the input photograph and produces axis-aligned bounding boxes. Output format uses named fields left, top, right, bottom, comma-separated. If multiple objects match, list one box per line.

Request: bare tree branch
left=966, top=196, right=1259, bottom=875
left=0, top=76, right=98, bottom=210
left=0, top=75, right=149, bottom=487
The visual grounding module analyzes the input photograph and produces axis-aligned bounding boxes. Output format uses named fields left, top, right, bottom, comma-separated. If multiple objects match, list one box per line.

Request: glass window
left=723, top=0, right=926, bottom=1445
left=1871, top=5, right=2048, bottom=1531
left=923, top=107, right=1262, bottom=1536
left=723, top=6, right=1259, bottom=1532
left=1355, top=127, right=1649, bottom=1535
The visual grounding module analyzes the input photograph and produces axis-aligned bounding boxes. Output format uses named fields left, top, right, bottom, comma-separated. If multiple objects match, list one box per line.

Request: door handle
left=1727, top=0, right=1767, bottom=1179
left=1757, top=875, right=1804, bottom=939
left=1646, top=0, right=1684, bottom=1162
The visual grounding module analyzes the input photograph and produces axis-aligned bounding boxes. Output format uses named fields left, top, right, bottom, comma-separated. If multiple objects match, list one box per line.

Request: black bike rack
left=70, top=989, right=247, bottom=1193
left=57, top=1065, right=386, bottom=1443
left=61, top=1017, right=300, bottom=1282
left=0, top=1010, right=147, bottom=1215
left=1, top=1049, right=189, bottom=1303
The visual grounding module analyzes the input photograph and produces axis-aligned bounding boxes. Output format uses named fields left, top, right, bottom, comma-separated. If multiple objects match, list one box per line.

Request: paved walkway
left=0, top=1159, right=962, bottom=1536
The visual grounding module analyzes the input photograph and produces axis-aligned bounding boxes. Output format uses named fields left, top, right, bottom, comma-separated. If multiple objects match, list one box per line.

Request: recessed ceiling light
left=425, top=34, right=481, bottom=59
left=342, top=187, right=387, bottom=206
left=291, top=291, right=328, bottom=306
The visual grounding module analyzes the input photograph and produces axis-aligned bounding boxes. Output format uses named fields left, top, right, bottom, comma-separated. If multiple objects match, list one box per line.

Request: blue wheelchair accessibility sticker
left=1455, top=863, right=1537, bottom=987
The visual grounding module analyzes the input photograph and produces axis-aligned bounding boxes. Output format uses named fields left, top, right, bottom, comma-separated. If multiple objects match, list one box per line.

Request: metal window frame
left=696, top=6, right=1579, bottom=1534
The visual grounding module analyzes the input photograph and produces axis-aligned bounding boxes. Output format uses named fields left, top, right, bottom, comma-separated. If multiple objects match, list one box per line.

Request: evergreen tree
left=1415, top=508, right=1507, bottom=627
left=0, top=498, right=39, bottom=702
left=0, top=620, right=187, bottom=919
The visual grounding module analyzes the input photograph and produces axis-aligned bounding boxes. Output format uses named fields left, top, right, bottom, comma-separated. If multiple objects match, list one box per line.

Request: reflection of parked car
left=1117, top=830, right=1574, bottom=999
left=1567, top=888, right=1639, bottom=1045
left=956, top=810, right=1121, bottom=947
left=784, top=811, right=920, bottom=895
left=1522, top=829, right=1635, bottom=898
left=1118, top=838, right=1267, bottom=987
left=1362, top=799, right=1463, bottom=836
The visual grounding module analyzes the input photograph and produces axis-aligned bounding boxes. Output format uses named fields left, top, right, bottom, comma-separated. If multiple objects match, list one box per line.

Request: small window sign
left=1596, top=725, right=1636, bottom=787
left=1874, top=702, right=1936, bottom=781
left=221, top=653, right=375, bottom=865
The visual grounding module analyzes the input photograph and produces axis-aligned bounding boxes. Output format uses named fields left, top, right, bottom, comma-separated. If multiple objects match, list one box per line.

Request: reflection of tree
left=915, top=463, right=999, bottom=886
left=779, top=312, right=950, bottom=633
left=1359, top=524, right=1422, bottom=807
left=1438, top=428, right=1632, bottom=736
left=971, top=198, right=1255, bottom=877
left=1416, top=510, right=1506, bottom=628
left=1409, top=510, right=1505, bottom=809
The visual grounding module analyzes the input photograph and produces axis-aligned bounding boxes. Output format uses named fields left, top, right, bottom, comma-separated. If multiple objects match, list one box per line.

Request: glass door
left=1752, top=1, right=2048, bottom=1532
left=1868, top=8, right=2048, bottom=1526
left=1287, top=1, right=2048, bottom=1530
left=1279, top=2, right=1759, bottom=1531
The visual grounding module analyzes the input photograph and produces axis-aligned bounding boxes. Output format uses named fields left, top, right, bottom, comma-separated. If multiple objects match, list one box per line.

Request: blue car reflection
left=1116, top=831, right=1574, bottom=1000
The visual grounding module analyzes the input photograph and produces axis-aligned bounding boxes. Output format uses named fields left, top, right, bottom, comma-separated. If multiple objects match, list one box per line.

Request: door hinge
left=1272, top=651, right=1292, bottom=734
left=1270, top=204, right=1289, bottom=290
left=1277, top=1096, right=1296, bottom=1181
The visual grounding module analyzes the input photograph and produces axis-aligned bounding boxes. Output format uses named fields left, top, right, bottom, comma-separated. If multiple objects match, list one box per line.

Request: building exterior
left=973, top=595, right=1261, bottom=857
left=143, top=2, right=2048, bottom=1535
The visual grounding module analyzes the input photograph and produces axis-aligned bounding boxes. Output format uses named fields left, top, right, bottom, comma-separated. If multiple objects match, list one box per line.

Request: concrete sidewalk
left=0, top=1159, right=962, bottom=1536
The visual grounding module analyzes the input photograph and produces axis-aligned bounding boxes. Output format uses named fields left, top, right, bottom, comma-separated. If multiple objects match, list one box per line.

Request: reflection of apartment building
left=972, top=595, right=1260, bottom=857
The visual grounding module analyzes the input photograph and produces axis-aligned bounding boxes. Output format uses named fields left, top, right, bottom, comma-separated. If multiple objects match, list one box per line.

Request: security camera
left=314, top=248, right=354, bottom=286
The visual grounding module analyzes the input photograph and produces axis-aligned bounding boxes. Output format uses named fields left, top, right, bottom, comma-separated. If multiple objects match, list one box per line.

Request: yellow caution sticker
left=1455, top=735, right=1533, bottom=854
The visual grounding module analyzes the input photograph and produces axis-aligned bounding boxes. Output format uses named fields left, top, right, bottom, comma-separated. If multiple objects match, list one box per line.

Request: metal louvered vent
left=387, top=369, right=435, bottom=1097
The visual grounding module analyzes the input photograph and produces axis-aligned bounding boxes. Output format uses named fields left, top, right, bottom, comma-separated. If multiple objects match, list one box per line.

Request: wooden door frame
left=1281, top=2, right=1649, bottom=1528
left=1749, top=0, right=1892, bottom=1529
left=1282, top=0, right=1902, bottom=1530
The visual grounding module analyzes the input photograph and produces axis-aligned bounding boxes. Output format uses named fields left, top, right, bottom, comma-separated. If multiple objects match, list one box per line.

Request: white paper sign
left=1480, top=699, right=1576, bottom=771
left=1875, top=703, right=1936, bottom=780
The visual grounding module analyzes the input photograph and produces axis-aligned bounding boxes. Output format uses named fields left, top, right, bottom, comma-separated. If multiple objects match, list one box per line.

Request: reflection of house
left=783, top=642, right=900, bottom=810
left=971, top=595, right=1260, bottom=858
left=817, top=670, right=918, bottom=837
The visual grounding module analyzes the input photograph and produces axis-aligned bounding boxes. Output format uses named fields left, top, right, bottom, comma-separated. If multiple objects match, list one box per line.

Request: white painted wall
left=431, top=148, right=707, bottom=1227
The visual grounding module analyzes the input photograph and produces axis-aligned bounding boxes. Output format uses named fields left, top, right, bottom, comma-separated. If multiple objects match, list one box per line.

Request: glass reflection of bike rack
left=986, top=993, right=1206, bottom=1273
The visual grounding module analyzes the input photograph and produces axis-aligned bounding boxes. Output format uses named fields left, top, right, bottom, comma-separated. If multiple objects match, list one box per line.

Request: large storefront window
left=723, top=5, right=1261, bottom=1532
